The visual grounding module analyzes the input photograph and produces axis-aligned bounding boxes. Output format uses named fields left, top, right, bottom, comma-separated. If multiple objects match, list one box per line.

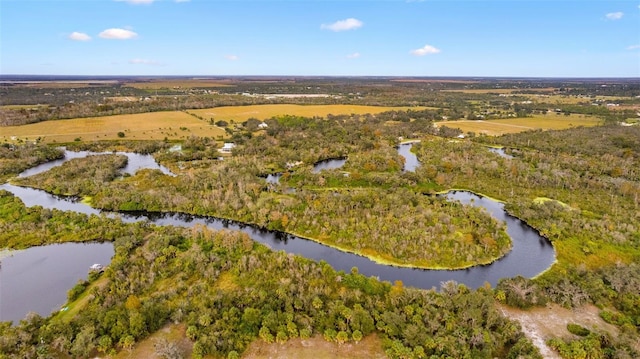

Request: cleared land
left=1, top=81, right=118, bottom=88
left=1, top=111, right=226, bottom=143
left=2, top=105, right=425, bottom=143
left=189, top=104, right=423, bottom=123
left=439, top=114, right=602, bottom=136
left=124, top=79, right=235, bottom=89
left=242, top=334, right=387, bottom=359
left=112, top=328, right=385, bottom=359
left=113, top=324, right=193, bottom=359
left=501, top=304, right=621, bottom=359
left=527, top=95, right=630, bottom=105
left=441, top=88, right=557, bottom=94
left=0, top=104, right=50, bottom=110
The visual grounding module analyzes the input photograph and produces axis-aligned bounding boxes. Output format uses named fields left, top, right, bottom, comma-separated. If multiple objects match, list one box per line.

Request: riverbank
left=0, top=248, right=23, bottom=261
left=286, top=228, right=511, bottom=271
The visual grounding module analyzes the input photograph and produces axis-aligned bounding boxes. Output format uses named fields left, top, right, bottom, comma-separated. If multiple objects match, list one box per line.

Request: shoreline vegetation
left=11, top=150, right=515, bottom=270
left=10, top=180, right=514, bottom=271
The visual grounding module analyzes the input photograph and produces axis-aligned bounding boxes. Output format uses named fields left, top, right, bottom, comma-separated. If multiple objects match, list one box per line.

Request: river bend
left=0, top=146, right=555, bottom=323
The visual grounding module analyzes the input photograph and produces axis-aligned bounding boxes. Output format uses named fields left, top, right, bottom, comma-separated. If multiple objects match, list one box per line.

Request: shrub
left=567, top=323, right=590, bottom=337
left=67, top=279, right=89, bottom=301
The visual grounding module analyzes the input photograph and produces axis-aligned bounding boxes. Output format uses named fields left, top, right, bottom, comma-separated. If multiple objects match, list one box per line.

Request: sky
left=1, top=0, right=639, bottom=77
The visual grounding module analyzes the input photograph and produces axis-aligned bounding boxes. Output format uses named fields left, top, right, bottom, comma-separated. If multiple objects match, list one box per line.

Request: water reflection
left=0, top=146, right=555, bottom=323
left=312, top=158, right=346, bottom=173
left=0, top=242, right=114, bottom=324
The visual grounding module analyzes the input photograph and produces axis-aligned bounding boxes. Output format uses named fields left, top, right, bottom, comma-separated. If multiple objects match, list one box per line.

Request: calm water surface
left=0, top=243, right=114, bottom=324
left=311, top=158, right=346, bottom=173
left=0, top=147, right=555, bottom=323
left=398, top=142, right=420, bottom=172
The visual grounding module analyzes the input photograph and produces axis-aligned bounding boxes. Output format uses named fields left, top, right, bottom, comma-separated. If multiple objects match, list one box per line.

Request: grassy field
left=114, top=324, right=194, bottom=359
left=441, top=88, right=557, bottom=94
left=54, top=277, right=109, bottom=323
left=1, top=105, right=426, bottom=143
left=527, top=94, right=631, bottom=105
left=1, top=111, right=226, bottom=143
left=2, top=81, right=118, bottom=88
left=242, top=334, right=387, bottom=359
left=439, top=114, right=602, bottom=136
left=188, top=104, right=424, bottom=123
left=124, top=79, right=235, bottom=89
left=0, top=104, right=50, bottom=110
left=114, top=327, right=385, bottom=359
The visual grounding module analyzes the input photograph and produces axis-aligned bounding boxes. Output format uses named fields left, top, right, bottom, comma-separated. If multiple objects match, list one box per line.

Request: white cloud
left=225, top=55, right=239, bottom=61
left=346, top=52, right=361, bottom=59
left=99, top=28, right=138, bottom=40
left=115, top=0, right=156, bottom=4
left=129, top=58, right=161, bottom=65
left=321, top=18, right=363, bottom=32
left=69, top=32, right=91, bottom=41
left=410, top=44, right=441, bottom=56
left=627, top=44, right=640, bottom=50
left=605, top=12, right=624, bottom=20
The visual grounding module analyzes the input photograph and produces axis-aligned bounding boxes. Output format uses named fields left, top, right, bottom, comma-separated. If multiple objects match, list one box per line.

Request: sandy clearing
left=500, top=303, right=619, bottom=359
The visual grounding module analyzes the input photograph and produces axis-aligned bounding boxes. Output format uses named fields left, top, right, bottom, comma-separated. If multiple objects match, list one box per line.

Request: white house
left=219, top=143, right=236, bottom=154
left=258, top=122, right=269, bottom=129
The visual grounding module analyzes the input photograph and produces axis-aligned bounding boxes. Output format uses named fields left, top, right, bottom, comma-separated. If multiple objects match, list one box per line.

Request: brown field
left=113, top=324, right=193, bottom=359
left=439, top=114, right=602, bottom=136
left=1, top=80, right=119, bottom=89
left=189, top=104, right=424, bottom=123
left=1, top=111, right=226, bottom=143
left=104, top=96, right=139, bottom=102
left=0, top=104, right=50, bottom=110
left=501, top=304, right=622, bottom=359
left=531, top=95, right=632, bottom=105
left=109, top=327, right=384, bottom=359
left=124, top=79, right=236, bottom=89
left=242, top=334, right=387, bottom=359
left=441, top=88, right=557, bottom=94
left=390, top=79, right=479, bottom=84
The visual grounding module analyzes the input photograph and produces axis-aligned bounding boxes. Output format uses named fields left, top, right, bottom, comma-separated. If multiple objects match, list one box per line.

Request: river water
left=0, top=145, right=555, bottom=323
left=311, top=158, right=347, bottom=173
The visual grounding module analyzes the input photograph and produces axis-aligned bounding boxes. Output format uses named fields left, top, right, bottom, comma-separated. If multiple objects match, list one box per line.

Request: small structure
left=286, top=161, right=303, bottom=169
left=89, top=263, right=104, bottom=272
left=258, top=122, right=269, bottom=129
left=219, top=143, right=236, bottom=154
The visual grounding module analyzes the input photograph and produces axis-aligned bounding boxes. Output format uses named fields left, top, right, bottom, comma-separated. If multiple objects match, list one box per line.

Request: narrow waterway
left=0, top=145, right=555, bottom=323
left=311, top=158, right=347, bottom=173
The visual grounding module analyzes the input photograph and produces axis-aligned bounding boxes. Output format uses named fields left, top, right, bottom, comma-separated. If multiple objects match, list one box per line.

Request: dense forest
left=0, top=190, right=539, bottom=358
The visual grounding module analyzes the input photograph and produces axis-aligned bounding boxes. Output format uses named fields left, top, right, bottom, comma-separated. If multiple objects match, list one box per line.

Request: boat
left=89, top=263, right=104, bottom=272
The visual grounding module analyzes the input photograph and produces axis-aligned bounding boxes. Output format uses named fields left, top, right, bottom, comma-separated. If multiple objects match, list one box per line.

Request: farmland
left=0, top=111, right=225, bottom=143
left=1, top=104, right=428, bottom=144
left=123, top=79, right=235, bottom=89
left=187, top=104, right=425, bottom=123
left=439, top=113, right=602, bottom=136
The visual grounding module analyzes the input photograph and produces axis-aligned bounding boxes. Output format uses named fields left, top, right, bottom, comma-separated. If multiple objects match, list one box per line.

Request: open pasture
left=189, top=104, right=422, bottom=123
left=1, top=80, right=119, bottom=89
left=124, top=79, right=236, bottom=89
left=441, top=88, right=557, bottom=94
left=1, top=111, right=226, bottom=143
left=439, top=114, right=602, bottom=136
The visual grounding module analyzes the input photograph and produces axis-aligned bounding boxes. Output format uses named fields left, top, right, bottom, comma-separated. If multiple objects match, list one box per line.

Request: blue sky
left=1, top=0, right=639, bottom=77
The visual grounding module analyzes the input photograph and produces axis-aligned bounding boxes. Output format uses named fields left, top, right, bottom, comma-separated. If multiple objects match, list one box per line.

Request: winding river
left=0, top=146, right=555, bottom=323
